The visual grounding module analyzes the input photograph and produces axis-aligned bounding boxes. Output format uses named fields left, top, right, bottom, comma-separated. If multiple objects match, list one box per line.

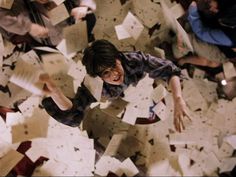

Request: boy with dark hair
left=41, top=40, right=190, bottom=132
left=82, top=40, right=120, bottom=78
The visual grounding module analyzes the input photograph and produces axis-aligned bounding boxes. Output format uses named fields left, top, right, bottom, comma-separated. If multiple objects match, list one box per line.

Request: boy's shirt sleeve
left=187, top=5, right=234, bottom=47
left=135, top=51, right=182, bottom=82
left=42, top=84, right=96, bottom=127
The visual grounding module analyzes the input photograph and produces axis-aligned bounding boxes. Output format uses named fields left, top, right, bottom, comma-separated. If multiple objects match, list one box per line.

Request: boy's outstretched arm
left=169, top=75, right=191, bottom=132
left=39, top=74, right=73, bottom=111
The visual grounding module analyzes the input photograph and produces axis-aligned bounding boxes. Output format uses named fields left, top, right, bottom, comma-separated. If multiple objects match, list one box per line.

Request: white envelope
left=11, top=108, right=49, bottom=143
left=84, top=75, right=103, bottom=101
left=151, top=84, right=168, bottom=103
left=152, top=101, right=170, bottom=121
left=0, top=33, right=4, bottom=54
left=104, top=133, right=127, bottom=156
left=115, top=24, right=131, bottom=40
left=48, top=3, right=69, bottom=25
left=9, top=59, right=44, bottom=95
left=0, top=149, right=24, bottom=176
left=122, top=104, right=138, bottom=125
left=0, top=34, right=4, bottom=68
left=223, top=62, right=236, bottom=79
left=120, top=158, right=139, bottom=176
left=20, top=50, right=42, bottom=68
left=115, top=12, right=144, bottom=40
left=161, top=1, right=193, bottom=52
left=0, top=0, right=14, bottom=9
left=63, top=21, right=88, bottom=54
left=41, top=53, right=68, bottom=75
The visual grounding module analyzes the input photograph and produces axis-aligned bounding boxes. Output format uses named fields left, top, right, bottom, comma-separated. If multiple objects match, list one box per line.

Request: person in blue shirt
left=177, top=0, right=236, bottom=68
left=188, top=0, right=235, bottom=47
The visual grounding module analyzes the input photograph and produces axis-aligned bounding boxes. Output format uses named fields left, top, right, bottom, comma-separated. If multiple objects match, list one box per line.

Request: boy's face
left=100, top=59, right=124, bottom=85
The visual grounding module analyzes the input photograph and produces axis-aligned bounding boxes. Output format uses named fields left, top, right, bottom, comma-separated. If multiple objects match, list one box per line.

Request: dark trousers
left=83, top=13, right=96, bottom=38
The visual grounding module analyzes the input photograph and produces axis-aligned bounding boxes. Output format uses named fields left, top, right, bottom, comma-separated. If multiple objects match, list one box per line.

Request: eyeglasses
left=99, top=67, right=116, bottom=79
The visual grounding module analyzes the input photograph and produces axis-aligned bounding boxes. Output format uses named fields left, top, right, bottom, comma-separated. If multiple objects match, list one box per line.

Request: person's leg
left=182, top=33, right=228, bottom=67
left=178, top=55, right=221, bottom=67
left=83, top=13, right=96, bottom=42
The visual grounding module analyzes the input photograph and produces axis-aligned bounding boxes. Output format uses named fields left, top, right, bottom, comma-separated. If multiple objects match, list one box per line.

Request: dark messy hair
left=196, top=0, right=219, bottom=27
left=196, top=0, right=217, bottom=17
left=82, top=39, right=121, bottom=77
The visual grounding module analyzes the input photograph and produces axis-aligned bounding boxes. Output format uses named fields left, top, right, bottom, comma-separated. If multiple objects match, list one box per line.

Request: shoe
left=195, top=65, right=223, bottom=76
left=135, top=115, right=160, bottom=125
